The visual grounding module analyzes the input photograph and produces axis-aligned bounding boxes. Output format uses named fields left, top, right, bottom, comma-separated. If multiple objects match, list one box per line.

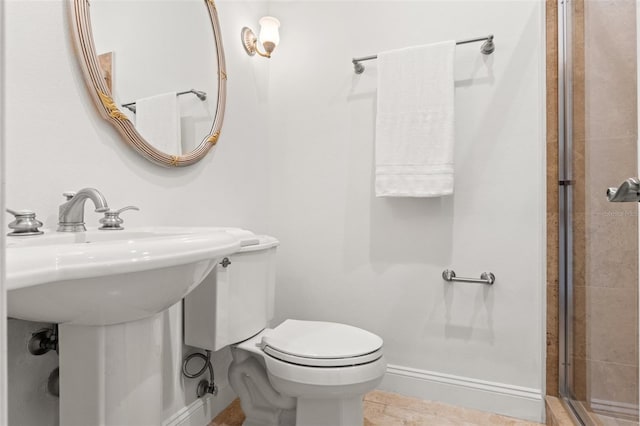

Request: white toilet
left=184, top=232, right=386, bottom=426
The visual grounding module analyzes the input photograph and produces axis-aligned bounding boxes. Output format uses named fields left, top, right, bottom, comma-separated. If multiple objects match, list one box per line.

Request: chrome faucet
left=57, top=188, right=109, bottom=232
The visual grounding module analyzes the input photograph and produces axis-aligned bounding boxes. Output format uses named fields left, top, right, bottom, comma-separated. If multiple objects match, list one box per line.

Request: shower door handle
left=607, top=178, right=640, bottom=202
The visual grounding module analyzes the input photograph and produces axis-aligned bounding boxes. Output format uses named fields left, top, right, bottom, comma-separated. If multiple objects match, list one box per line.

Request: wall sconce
left=241, top=17, right=280, bottom=58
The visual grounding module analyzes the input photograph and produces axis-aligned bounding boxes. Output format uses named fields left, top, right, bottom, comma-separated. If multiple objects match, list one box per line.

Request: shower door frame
left=557, top=0, right=591, bottom=422
left=557, top=0, right=572, bottom=403
left=557, top=0, right=591, bottom=421
left=558, top=1, right=594, bottom=421
left=557, top=0, right=640, bottom=423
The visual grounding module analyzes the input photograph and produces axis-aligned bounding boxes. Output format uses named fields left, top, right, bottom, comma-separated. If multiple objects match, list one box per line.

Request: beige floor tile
left=364, top=401, right=388, bottom=426
left=208, top=398, right=245, bottom=426
left=380, top=404, right=453, bottom=426
left=366, top=391, right=542, bottom=426
left=213, top=391, right=544, bottom=426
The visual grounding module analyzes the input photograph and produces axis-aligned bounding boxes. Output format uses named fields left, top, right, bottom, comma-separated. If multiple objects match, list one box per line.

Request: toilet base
left=296, top=397, right=363, bottom=426
left=229, top=348, right=296, bottom=426
left=229, top=347, right=378, bottom=426
left=229, top=327, right=386, bottom=426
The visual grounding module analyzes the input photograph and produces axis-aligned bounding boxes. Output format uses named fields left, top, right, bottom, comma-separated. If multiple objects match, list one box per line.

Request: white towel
left=136, top=92, right=182, bottom=155
left=375, top=41, right=456, bottom=197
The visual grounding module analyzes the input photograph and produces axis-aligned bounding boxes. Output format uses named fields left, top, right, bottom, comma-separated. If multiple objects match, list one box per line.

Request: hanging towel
left=375, top=41, right=456, bottom=197
left=136, top=92, right=182, bottom=155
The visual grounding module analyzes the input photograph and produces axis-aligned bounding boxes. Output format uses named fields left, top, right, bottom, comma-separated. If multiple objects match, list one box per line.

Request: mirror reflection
left=89, top=0, right=220, bottom=156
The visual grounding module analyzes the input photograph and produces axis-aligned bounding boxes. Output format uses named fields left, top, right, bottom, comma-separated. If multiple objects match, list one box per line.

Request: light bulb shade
left=259, top=16, right=280, bottom=50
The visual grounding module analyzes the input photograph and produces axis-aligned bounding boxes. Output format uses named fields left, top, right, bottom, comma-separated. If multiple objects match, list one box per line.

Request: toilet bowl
left=184, top=231, right=386, bottom=426
left=230, top=319, right=386, bottom=426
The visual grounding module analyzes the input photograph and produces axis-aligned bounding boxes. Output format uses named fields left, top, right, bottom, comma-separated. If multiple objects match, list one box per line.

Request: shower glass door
left=560, top=0, right=639, bottom=424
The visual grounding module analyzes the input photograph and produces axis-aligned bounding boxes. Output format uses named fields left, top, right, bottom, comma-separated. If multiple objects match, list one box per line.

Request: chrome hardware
left=478, top=34, right=495, bottom=54
left=6, top=208, right=44, bottom=236
left=182, top=350, right=217, bottom=398
left=220, top=257, right=231, bottom=268
left=197, top=380, right=218, bottom=398
left=99, top=206, right=140, bottom=230
left=442, top=269, right=495, bottom=285
left=352, top=34, right=495, bottom=74
left=28, top=326, right=58, bottom=356
left=121, top=89, right=207, bottom=114
left=57, top=188, right=109, bottom=232
left=62, top=191, right=76, bottom=201
left=607, top=177, right=640, bottom=202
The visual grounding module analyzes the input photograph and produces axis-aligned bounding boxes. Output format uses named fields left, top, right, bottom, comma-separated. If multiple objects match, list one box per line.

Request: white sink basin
left=6, top=227, right=246, bottom=325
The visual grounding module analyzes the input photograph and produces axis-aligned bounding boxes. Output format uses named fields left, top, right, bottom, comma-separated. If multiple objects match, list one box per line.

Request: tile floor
left=209, top=390, right=544, bottom=426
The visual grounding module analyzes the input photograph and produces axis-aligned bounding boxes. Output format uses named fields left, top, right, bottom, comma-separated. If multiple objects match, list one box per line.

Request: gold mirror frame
left=70, top=0, right=227, bottom=167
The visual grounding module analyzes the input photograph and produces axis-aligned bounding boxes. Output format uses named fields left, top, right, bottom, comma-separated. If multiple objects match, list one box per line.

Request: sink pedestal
left=59, top=314, right=164, bottom=426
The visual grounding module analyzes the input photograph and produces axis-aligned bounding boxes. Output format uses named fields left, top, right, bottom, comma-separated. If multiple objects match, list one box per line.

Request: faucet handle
left=607, top=177, right=640, bottom=202
left=99, top=206, right=139, bottom=231
left=62, top=191, right=77, bottom=201
left=6, top=208, right=44, bottom=236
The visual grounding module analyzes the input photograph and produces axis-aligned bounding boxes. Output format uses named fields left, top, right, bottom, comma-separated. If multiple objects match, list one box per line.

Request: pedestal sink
left=6, top=227, right=251, bottom=425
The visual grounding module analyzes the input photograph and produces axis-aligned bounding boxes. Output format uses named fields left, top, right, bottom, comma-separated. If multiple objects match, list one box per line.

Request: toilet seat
left=236, top=329, right=387, bottom=387
left=260, top=319, right=383, bottom=367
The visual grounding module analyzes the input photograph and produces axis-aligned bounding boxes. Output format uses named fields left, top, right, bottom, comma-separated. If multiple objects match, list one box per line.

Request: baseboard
left=380, top=364, right=544, bottom=423
left=164, top=365, right=545, bottom=424
left=163, top=385, right=236, bottom=426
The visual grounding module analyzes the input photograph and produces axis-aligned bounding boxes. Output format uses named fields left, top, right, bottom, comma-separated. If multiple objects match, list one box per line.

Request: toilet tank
left=184, top=233, right=279, bottom=351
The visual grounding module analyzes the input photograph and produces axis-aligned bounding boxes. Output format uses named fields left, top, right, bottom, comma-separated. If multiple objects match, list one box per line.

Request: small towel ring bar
left=352, top=34, right=495, bottom=74
left=442, top=269, right=495, bottom=285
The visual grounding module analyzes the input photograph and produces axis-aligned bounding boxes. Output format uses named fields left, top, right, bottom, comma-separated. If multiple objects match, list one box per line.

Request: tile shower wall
left=266, top=0, right=546, bottom=422
left=576, top=0, right=639, bottom=418
left=4, top=0, right=269, bottom=424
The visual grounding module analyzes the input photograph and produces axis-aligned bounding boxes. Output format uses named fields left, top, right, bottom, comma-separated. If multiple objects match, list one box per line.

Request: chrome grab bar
left=442, top=269, right=495, bottom=285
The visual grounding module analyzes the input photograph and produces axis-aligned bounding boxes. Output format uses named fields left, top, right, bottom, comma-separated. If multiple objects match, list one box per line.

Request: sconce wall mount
left=242, top=17, right=280, bottom=58
left=241, top=27, right=265, bottom=57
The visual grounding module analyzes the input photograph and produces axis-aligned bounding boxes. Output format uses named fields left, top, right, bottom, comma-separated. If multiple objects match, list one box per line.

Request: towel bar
left=121, top=89, right=207, bottom=114
left=352, top=35, right=495, bottom=74
left=442, top=269, right=495, bottom=285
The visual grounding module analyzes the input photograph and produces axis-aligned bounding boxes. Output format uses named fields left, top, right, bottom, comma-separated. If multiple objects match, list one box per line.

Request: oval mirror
left=70, top=0, right=226, bottom=167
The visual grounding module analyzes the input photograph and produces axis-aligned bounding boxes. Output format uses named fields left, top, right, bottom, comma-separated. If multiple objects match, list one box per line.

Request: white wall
left=266, top=0, right=546, bottom=421
left=4, top=0, right=269, bottom=424
left=4, top=0, right=547, bottom=423
left=0, top=0, right=8, bottom=422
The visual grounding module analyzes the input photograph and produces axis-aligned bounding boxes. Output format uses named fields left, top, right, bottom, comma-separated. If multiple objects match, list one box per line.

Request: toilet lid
left=261, top=320, right=383, bottom=367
